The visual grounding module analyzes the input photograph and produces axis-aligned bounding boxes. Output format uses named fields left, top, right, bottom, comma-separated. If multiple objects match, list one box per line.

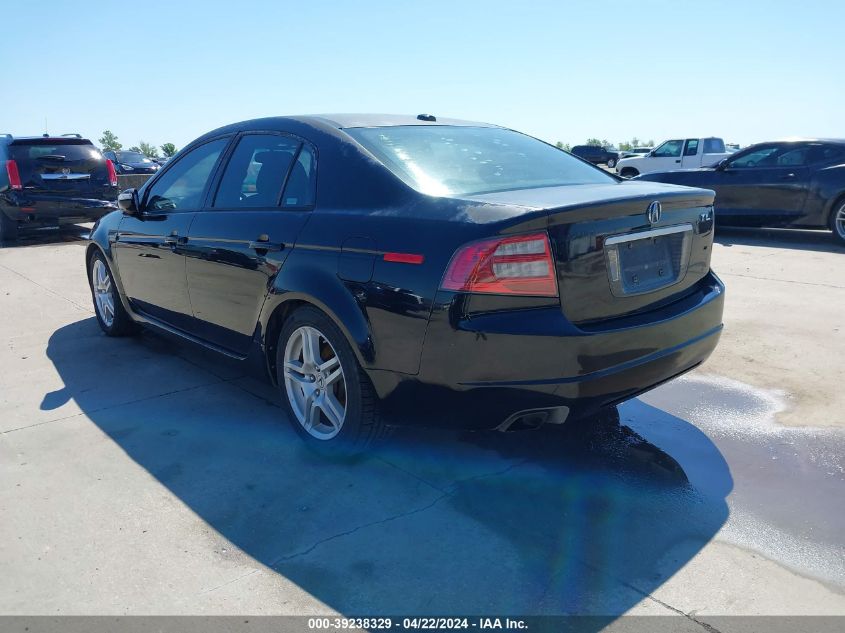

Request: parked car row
left=636, top=138, right=845, bottom=243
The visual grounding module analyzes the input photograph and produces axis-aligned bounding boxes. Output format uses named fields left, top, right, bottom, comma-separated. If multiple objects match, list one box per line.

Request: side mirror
left=117, top=188, right=140, bottom=215
left=715, top=159, right=729, bottom=171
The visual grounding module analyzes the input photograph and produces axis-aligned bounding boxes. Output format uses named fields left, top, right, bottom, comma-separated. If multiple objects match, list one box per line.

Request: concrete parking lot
left=0, top=226, right=843, bottom=627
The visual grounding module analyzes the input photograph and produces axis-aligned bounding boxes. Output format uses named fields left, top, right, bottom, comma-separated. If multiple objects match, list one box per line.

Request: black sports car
left=636, top=139, right=845, bottom=244
left=86, top=114, right=724, bottom=454
left=102, top=150, right=161, bottom=175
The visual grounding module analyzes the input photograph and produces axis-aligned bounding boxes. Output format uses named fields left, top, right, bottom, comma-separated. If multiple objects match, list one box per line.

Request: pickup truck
left=616, top=137, right=732, bottom=178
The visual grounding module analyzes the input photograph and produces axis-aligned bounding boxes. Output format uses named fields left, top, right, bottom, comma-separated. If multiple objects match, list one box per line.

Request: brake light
left=5, top=160, right=22, bottom=190
left=105, top=159, right=118, bottom=186
left=441, top=232, right=558, bottom=296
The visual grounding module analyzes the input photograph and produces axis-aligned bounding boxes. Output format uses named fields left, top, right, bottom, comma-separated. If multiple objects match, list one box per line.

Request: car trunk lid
left=462, top=181, right=716, bottom=323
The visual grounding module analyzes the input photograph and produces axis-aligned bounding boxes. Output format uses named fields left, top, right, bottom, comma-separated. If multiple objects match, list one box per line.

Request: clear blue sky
left=2, top=0, right=841, bottom=151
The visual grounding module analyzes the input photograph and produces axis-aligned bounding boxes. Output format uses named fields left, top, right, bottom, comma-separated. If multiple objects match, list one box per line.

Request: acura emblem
left=647, top=201, right=662, bottom=225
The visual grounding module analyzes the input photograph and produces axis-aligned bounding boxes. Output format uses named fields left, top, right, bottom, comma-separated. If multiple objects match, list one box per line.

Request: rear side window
left=145, top=138, right=228, bottom=211
left=809, top=144, right=845, bottom=164
left=214, top=134, right=301, bottom=208
left=703, top=138, right=726, bottom=153
left=282, top=146, right=316, bottom=208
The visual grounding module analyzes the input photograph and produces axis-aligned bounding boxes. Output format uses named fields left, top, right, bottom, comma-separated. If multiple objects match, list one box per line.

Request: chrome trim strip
left=604, top=223, right=694, bottom=246
left=40, top=173, right=91, bottom=180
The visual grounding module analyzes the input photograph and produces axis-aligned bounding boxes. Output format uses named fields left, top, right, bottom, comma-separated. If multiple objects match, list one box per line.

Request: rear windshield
left=115, top=151, right=153, bottom=164
left=10, top=141, right=101, bottom=163
left=346, top=126, right=614, bottom=196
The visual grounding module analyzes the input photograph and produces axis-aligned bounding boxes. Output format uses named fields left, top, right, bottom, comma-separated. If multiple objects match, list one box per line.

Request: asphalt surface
left=0, top=224, right=843, bottom=628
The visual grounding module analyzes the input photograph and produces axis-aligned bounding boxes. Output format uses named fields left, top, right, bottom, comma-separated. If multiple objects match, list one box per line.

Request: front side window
left=145, top=138, right=228, bottom=211
left=651, top=140, right=684, bottom=158
left=728, top=145, right=804, bottom=169
left=214, top=134, right=301, bottom=208
left=683, top=139, right=700, bottom=157
left=346, top=126, right=614, bottom=197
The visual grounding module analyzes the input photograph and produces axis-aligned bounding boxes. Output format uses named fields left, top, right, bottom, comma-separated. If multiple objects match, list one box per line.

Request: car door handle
left=779, top=173, right=797, bottom=179
left=675, top=159, right=681, bottom=163
left=164, top=234, right=188, bottom=246
left=249, top=236, right=283, bottom=252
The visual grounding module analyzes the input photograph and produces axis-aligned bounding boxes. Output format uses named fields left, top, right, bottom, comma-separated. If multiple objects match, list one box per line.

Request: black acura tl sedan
left=636, top=138, right=845, bottom=244
left=86, top=114, right=725, bottom=454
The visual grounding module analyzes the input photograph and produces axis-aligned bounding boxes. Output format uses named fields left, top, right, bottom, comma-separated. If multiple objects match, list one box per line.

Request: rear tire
left=830, top=198, right=845, bottom=245
left=88, top=250, right=136, bottom=336
left=0, top=210, right=19, bottom=243
left=606, top=158, right=617, bottom=168
left=276, top=306, right=384, bottom=457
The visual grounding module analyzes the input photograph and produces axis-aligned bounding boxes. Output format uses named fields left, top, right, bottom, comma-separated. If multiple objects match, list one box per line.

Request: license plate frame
left=604, top=223, right=693, bottom=297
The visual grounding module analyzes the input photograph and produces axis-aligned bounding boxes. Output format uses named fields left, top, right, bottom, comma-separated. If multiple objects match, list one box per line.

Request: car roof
left=2, top=135, right=93, bottom=145
left=288, top=113, right=499, bottom=129
left=766, top=137, right=845, bottom=145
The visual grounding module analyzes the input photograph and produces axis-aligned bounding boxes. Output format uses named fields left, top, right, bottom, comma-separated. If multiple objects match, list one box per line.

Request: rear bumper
left=372, top=271, right=725, bottom=429
left=1, top=191, right=117, bottom=225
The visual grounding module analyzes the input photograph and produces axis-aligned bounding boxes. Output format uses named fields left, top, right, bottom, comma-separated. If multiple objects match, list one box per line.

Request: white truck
left=615, top=137, right=732, bottom=178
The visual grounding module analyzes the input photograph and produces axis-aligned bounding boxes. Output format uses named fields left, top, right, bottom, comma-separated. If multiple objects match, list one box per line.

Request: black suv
left=1, top=134, right=118, bottom=241
left=570, top=145, right=619, bottom=168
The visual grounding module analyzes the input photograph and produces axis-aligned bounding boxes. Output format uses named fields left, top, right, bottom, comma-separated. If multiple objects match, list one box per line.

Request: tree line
left=555, top=137, right=656, bottom=152
left=98, top=130, right=178, bottom=159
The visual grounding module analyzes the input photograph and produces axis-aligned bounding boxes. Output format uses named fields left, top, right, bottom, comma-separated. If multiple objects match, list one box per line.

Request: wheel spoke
left=303, top=392, right=320, bottom=430
left=300, top=328, right=320, bottom=367
left=324, top=366, right=343, bottom=387
left=319, top=392, right=344, bottom=429
left=318, top=356, right=339, bottom=373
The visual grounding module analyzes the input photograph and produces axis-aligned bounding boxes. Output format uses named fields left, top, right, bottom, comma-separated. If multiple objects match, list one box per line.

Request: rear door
left=680, top=139, right=701, bottom=169
left=8, top=139, right=110, bottom=199
left=715, top=143, right=811, bottom=222
left=114, top=137, right=230, bottom=331
left=184, top=132, right=315, bottom=354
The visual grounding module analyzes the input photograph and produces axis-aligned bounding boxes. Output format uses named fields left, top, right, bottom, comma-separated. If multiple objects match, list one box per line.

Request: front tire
left=620, top=167, right=639, bottom=179
left=0, top=210, right=19, bottom=243
left=830, top=199, right=845, bottom=245
left=88, top=251, right=136, bottom=336
left=276, top=306, right=384, bottom=456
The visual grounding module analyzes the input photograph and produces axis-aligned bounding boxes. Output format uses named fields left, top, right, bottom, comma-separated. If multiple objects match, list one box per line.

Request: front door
left=644, top=139, right=684, bottom=173
left=113, top=137, right=230, bottom=331
left=185, top=133, right=316, bottom=354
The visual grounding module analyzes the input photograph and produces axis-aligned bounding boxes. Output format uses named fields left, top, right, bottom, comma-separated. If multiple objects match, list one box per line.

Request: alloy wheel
left=282, top=325, right=347, bottom=440
left=91, top=259, right=115, bottom=327
left=835, top=203, right=845, bottom=240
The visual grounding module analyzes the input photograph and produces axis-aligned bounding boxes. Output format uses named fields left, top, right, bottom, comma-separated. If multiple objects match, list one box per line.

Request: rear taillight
left=106, top=159, right=118, bottom=186
left=441, top=232, right=558, bottom=296
left=5, top=160, right=22, bottom=190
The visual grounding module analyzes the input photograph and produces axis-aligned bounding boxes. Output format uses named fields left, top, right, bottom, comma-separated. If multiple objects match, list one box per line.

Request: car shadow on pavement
left=0, top=223, right=91, bottom=249
left=715, top=225, right=845, bottom=254
left=42, top=318, right=732, bottom=620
